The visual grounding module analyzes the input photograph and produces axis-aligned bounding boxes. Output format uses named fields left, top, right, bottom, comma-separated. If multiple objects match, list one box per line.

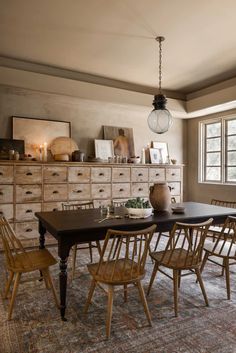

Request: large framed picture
left=12, top=116, right=71, bottom=159
left=94, top=140, right=114, bottom=160
left=103, top=125, right=135, bottom=158
left=152, top=142, right=169, bottom=164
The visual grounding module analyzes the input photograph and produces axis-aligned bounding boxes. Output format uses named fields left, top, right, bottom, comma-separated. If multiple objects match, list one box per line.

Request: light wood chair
left=62, top=201, right=101, bottom=280
left=147, top=218, right=213, bottom=317
left=84, top=224, right=157, bottom=339
left=201, top=216, right=236, bottom=300
left=0, top=217, right=59, bottom=320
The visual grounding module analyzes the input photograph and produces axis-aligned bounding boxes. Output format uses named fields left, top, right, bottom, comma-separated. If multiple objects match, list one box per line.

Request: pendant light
left=147, top=36, right=172, bottom=134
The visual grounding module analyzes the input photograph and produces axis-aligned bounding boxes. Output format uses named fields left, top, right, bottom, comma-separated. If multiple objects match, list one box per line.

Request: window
left=200, top=116, right=236, bottom=184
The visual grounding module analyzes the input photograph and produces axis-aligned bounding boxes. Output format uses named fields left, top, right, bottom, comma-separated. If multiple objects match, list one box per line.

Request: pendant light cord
left=158, top=37, right=162, bottom=94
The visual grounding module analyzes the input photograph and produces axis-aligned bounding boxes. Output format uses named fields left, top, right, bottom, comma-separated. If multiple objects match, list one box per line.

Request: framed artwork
left=12, top=116, right=71, bottom=159
left=0, top=139, right=25, bottom=159
left=103, top=125, right=135, bottom=157
left=149, top=148, right=162, bottom=164
left=94, top=139, right=114, bottom=160
left=152, top=142, right=169, bottom=164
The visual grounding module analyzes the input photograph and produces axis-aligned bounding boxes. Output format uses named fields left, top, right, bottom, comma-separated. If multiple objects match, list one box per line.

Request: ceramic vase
left=149, top=182, right=171, bottom=211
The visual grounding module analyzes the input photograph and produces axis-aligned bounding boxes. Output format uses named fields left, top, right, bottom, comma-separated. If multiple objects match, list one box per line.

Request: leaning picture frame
left=150, top=148, right=162, bottom=164
left=152, top=142, right=169, bottom=164
left=94, top=139, right=114, bottom=160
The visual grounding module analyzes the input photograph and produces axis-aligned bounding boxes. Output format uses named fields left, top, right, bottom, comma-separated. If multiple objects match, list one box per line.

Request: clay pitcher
left=149, top=182, right=171, bottom=211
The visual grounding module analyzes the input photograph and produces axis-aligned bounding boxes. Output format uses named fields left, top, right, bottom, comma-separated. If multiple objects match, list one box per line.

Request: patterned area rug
left=1, top=242, right=236, bottom=353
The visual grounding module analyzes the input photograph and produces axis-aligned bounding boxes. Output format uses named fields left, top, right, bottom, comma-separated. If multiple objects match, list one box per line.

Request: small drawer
left=166, top=168, right=181, bottom=181
left=15, top=203, right=41, bottom=221
left=68, top=167, right=91, bottom=183
left=0, top=185, right=13, bottom=203
left=131, top=183, right=149, bottom=197
left=149, top=168, right=165, bottom=182
left=68, top=184, right=91, bottom=200
left=131, top=168, right=148, bottom=182
left=112, top=183, right=130, bottom=198
left=91, top=184, right=111, bottom=199
left=16, top=185, right=42, bottom=202
left=43, top=202, right=63, bottom=212
left=15, top=166, right=42, bottom=184
left=112, top=168, right=130, bottom=182
left=91, top=167, right=111, bottom=182
left=0, top=204, right=13, bottom=221
left=43, top=166, right=67, bottom=183
left=44, top=184, right=68, bottom=201
left=168, top=182, right=181, bottom=196
left=0, top=166, right=13, bottom=183
left=15, top=221, right=39, bottom=240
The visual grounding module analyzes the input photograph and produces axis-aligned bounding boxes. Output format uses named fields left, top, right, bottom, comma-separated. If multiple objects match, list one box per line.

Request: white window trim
left=199, top=114, right=236, bottom=185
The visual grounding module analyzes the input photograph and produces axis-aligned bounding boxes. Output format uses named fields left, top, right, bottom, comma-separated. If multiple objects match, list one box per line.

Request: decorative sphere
left=147, top=109, right=172, bottom=134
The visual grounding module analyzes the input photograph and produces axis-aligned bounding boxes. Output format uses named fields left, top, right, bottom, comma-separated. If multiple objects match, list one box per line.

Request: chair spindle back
left=209, top=216, right=236, bottom=258
left=211, top=199, right=236, bottom=208
left=62, top=201, right=94, bottom=211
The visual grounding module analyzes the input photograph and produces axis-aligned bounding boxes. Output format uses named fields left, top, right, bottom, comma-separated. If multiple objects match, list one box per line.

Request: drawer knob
left=138, top=188, right=143, bottom=191
left=52, top=172, right=59, bottom=177
left=138, top=173, right=143, bottom=177
left=99, top=173, right=104, bottom=176
left=119, top=188, right=124, bottom=192
left=26, top=191, right=32, bottom=195
left=53, top=190, right=59, bottom=194
left=26, top=172, right=33, bottom=176
left=53, top=208, right=58, bottom=211
left=0, top=191, right=3, bottom=195
left=0, top=172, right=3, bottom=176
left=99, top=189, right=104, bottom=193
left=171, top=173, right=175, bottom=176
left=0, top=211, right=3, bottom=215
left=26, top=209, right=33, bottom=213
left=119, top=173, right=124, bottom=176
left=77, top=172, right=83, bottom=176
left=170, top=187, right=175, bottom=190
left=26, top=228, right=32, bottom=232
left=75, top=190, right=82, bottom=193
left=156, top=173, right=160, bottom=176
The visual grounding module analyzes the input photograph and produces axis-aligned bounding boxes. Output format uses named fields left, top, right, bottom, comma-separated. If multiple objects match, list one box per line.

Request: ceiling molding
left=0, top=55, right=185, bottom=101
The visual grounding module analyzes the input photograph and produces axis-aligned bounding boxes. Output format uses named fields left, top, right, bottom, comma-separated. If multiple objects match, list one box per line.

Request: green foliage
left=125, top=197, right=151, bottom=209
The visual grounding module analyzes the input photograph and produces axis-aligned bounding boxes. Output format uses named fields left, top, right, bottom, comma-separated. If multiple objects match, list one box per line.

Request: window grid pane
left=225, top=118, right=236, bottom=182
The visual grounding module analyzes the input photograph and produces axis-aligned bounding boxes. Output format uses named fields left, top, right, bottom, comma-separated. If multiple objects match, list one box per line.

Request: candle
left=43, top=142, right=47, bottom=162
left=39, top=145, right=43, bottom=161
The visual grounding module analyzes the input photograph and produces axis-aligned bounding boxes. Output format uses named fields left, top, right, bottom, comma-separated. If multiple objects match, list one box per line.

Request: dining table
left=35, top=201, right=236, bottom=321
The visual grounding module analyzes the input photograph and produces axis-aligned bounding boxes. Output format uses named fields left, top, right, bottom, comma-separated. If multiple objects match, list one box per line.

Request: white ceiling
left=1, top=0, right=236, bottom=95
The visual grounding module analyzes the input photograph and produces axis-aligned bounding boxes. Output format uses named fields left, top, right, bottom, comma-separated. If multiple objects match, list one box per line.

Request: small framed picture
left=150, top=148, right=162, bottom=164
left=152, top=142, right=169, bottom=164
left=94, top=140, right=114, bottom=160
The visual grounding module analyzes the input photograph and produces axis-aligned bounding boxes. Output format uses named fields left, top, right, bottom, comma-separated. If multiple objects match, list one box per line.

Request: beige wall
left=0, top=84, right=187, bottom=166
left=187, top=109, right=236, bottom=203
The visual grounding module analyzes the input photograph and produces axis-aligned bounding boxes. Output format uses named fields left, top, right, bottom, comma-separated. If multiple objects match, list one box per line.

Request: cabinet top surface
left=0, top=161, right=184, bottom=167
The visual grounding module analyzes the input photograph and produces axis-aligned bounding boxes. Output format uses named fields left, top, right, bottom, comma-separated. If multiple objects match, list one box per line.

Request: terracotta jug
left=149, top=182, right=171, bottom=211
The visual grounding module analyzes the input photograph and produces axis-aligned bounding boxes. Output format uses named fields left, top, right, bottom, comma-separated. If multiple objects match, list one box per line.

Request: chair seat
left=11, top=248, right=57, bottom=273
left=150, top=248, right=199, bottom=269
left=204, top=240, right=236, bottom=258
left=88, top=258, right=145, bottom=284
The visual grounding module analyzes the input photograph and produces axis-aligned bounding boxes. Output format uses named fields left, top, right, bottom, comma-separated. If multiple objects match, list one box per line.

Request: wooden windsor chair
left=84, top=224, right=157, bottom=339
left=147, top=218, right=213, bottom=317
left=0, top=217, right=59, bottom=320
left=201, top=216, right=236, bottom=300
left=62, top=201, right=101, bottom=280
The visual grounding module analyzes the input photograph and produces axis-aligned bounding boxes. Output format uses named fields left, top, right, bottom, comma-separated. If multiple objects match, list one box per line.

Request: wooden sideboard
left=0, top=161, right=184, bottom=248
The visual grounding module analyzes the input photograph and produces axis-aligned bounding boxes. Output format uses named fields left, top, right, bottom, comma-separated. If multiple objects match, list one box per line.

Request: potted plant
left=125, top=197, right=153, bottom=219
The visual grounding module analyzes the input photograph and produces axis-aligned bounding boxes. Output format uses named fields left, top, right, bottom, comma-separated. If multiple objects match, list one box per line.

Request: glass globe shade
left=147, top=108, right=172, bottom=134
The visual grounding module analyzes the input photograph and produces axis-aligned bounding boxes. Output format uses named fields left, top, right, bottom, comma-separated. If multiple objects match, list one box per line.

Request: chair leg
left=84, top=279, right=97, bottom=314
left=200, top=251, right=209, bottom=274
left=178, top=270, right=181, bottom=288
left=173, top=269, right=179, bottom=317
left=106, top=285, right=114, bottom=339
left=45, top=269, right=60, bottom=308
left=4, top=271, right=14, bottom=299
left=96, top=241, right=102, bottom=256
left=41, top=269, right=51, bottom=290
left=8, top=272, right=21, bottom=320
left=147, top=262, right=159, bottom=296
left=124, top=284, right=128, bottom=302
left=224, top=258, right=231, bottom=300
left=71, top=245, right=77, bottom=280
left=89, top=242, right=93, bottom=263
left=221, top=258, right=225, bottom=277
left=136, top=280, right=152, bottom=326
left=195, top=268, right=209, bottom=306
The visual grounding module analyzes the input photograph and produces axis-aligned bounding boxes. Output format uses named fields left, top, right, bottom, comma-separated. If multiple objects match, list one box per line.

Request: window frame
left=199, top=114, right=236, bottom=185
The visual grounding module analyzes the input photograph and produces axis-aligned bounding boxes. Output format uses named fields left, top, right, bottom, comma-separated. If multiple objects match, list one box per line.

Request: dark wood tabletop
left=35, top=201, right=236, bottom=321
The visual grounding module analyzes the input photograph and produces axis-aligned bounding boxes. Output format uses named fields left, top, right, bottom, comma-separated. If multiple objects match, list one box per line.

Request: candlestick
left=43, top=142, right=47, bottom=162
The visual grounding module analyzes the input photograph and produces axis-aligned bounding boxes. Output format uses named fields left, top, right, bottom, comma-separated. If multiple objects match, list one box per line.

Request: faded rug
left=1, top=243, right=236, bottom=353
